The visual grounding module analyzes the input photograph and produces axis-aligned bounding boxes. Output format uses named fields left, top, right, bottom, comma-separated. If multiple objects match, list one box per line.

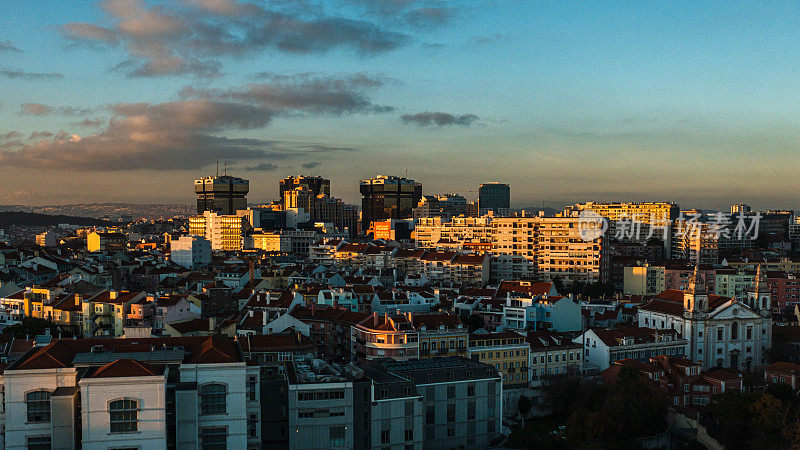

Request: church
left=638, top=265, right=772, bottom=372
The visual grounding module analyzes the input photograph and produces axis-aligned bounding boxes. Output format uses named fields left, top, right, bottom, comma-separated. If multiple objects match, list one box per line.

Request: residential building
left=170, top=235, right=211, bottom=269
left=251, top=230, right=317, bottom=254
left=86, top=232, right=126, bottom=252
left=375, top=357, right=503, bottom=450
left=764, top=362, right=800, bottom=391
left=526, top=330, right=583, bottom=378
left=623, top=263, right=666, bottom=296
left=35, top=231, right=57, bottom=247
left=189, top=211, right=247, bottom=251
left=468, top=331, right=529, bottom=387
left=412, top=313, right=468, bottom=358
left=2, top=336, right=259, bottom=450
left=351, top=312, right=419, bottom=362
left=574, top=325, right=688, bottom=372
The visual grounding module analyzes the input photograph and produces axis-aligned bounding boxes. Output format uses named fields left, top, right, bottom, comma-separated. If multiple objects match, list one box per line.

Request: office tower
left=279, top=175, right=330, bottom=205
left=731, top=204, right=751, bottom=214
left=478, top=183, right=510, bottom=216
left=195, top=175, right=249, bottom=215
left=413, top=194, right=468, bottom=221
left=360, top=175, right=422, bottom=231
left=188, top=211, right=246, bottom=251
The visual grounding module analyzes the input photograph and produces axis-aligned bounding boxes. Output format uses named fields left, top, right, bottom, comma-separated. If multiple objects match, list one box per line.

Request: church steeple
left=747, top=264, right=772, bottom=314
left=684, top=265, right=708, bottom=318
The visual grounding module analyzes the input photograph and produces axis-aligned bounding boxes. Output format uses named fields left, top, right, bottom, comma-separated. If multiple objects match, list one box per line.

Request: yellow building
left=86, top=231, right=127, bottom=252
left=468, top=331, right=529, bottom=388
left=412, top=313, right=468, bottom=358
left=189, top=211, right=246, bottom=251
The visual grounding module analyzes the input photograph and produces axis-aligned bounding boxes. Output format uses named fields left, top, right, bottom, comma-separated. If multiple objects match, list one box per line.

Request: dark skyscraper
left=478, top=183, right=510, bottom=215
left=195, top=175, right=249, bottom=215
left=279, top=175, right=331, bottom=205
left=360, top=175, right=422, bottom=230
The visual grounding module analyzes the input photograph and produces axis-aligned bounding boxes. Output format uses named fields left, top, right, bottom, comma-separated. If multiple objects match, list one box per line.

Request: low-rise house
left=469, top=330, right=530, bottom=387
left=575, top=326, right=688, bottom=371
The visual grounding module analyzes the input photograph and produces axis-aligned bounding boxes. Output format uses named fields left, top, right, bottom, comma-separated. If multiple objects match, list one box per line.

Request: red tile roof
left=88, top=359, right=164, bottom=378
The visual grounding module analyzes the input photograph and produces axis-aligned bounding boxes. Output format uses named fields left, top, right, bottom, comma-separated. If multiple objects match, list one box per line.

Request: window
left=468, top=401, right=476, bottom=420
left=426, top=405, right=435, bottom=424
left=447, top=403, right=456, bottom=421
left=717, top=328, right=723, bottom=341
left=405, top=400, right=414, bottom=416
left=109, top=399, right=138, bottom=433
left=27, top=436, right=51, bottom=450
left=731, top=322, right=739, bottom=340
left=381, top=429, right=390, bottom=444
left=467, top=384, right=476, bottom=396
left=247, top=376, right=257, bottom=401
left=26, top=390, right=51, bottom=423
left=200, top=427, right=227, bottom=450
left=200, top=384, right=227, bottom=415
left=248, top=413, right=258, bottom=438
left=447, top=385, right=455, bottom=399
left=447, top=426, right=456, bottom=437
left=405, top=429, right=414, bottom=441
left=330, top=426, right=345, bottom=447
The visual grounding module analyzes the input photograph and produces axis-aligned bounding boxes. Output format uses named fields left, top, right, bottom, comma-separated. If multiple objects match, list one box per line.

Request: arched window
left=26, top=390, right=52, bottom=423
left=109, top=399, right=138, bottom=433
left=731, top=321, right=739, bottom=340
left=200, top=383, right=227, bottom=415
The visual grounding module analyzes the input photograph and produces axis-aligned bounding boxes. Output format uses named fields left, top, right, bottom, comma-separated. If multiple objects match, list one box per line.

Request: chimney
left=208, top=317, right=216, bottom=331
left=109, top=291, right=118, bottom=300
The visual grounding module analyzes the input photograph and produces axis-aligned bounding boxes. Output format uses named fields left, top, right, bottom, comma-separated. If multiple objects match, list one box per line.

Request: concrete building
left=2, top=336, right=259, bottom=450
left=195, top=174, right=249, bottom=215
left=526, top=330, right=583, bottom=378
left=413, top=194, right=469, bottom=221
left=360, top=175, right=422, bottom=231
left=35, top=231, right=57, bottom=247
left=623, top=264, right=666, bottom=296
left=251, top=230, right=317, bottom=254
left=414, top=216, right=493, bottom=249
left=468, top=331, right=529, bottom=387
left=170, top=235, right=211, bottom=269
left=351, top=312, right=419, bottom=362
left=279, top=175, right=330, bottom=204
left=188, top=211, right=247, bottom=251
left=86, top=232, right=126, bottom=252
left=574, top=326, right=688, bottom=372
left=375, top=357, right=503, bottom=450
left=478, top=183, right=510, bottom=217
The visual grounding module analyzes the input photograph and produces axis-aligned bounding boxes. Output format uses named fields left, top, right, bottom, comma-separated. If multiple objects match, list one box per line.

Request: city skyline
left=2, top=1, right=800, bottom=209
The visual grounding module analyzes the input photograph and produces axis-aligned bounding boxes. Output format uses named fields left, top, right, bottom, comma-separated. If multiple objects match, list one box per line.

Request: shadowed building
left=195, top=175, right=250, bottom=215
left=360, top=175, right=422, bottom=231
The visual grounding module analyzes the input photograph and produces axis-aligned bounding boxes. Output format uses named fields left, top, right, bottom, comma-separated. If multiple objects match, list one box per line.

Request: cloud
left=242, top=162, right=278, bottom=171
left=20, top=103, right=54, bottom=116
left=0, top=69, right=64, bottom=80
left=72, top=118, right=105, bottom=127
left=29, top=131, right=54, bottom=140
left=301, top=161, right=321, bottom=169
left=180, top=73, right=394, bottom=115
left=346, top=0, right=459, bottom=28
left=59, top=0, right=410, bottom=77
left=1, top=131, right=23, bottom=140
left=401, top=111, right=479, bottom=127
left=0, top=42, right=22, bottom=53
left=19, top=103, right=102, bottom=117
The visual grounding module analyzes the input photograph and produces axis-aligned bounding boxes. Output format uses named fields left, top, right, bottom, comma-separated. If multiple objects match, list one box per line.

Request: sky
left=1, top=0, right=799, bottom=210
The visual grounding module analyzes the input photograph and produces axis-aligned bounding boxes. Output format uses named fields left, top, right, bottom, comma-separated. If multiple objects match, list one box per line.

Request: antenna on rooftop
left=216, top=160, right=219, bottom=177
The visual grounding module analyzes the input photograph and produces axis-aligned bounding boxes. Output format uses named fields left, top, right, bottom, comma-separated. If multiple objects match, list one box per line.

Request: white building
left=573, top=326, right=688, bottom=372
left=637, top=265, right=773, bottom=372
left=170, top=235, right=212, bottom=269
left=2, top=336, right=260, bottom=450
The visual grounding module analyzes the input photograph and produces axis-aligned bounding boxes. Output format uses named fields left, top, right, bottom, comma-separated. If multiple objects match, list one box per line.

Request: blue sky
left=1, top=0, right=799, bottom=209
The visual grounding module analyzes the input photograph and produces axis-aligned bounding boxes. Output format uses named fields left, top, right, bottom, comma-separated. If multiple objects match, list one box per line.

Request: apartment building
left=170, top=235, right=211, bottom=269
left=376, top=357, right=503, bottom=450
left=86, top=232, right=126, bottom=252
left=2, top=336, right=260, bottom=450
left=351, top=312, right=420, bottom=362
left=414, top=216, right=493, bottom=249
left=412, top=313, right=468, bottom=359
left=623, top=263, right=666, bottom=296
left=468, top=331, right=529, bottom=387
left=526, top=330, right=583, bottom=378
left=574, top=326, right=688, bottom=371
left=189, top=211, right=247, bottom=251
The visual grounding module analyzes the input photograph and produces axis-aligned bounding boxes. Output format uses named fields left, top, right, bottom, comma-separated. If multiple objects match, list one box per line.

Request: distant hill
left=0, top=211, right=117, bottom=227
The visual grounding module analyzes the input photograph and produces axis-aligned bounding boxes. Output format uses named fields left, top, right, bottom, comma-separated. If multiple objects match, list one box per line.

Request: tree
left=517, top=395, right=532, bottom=428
